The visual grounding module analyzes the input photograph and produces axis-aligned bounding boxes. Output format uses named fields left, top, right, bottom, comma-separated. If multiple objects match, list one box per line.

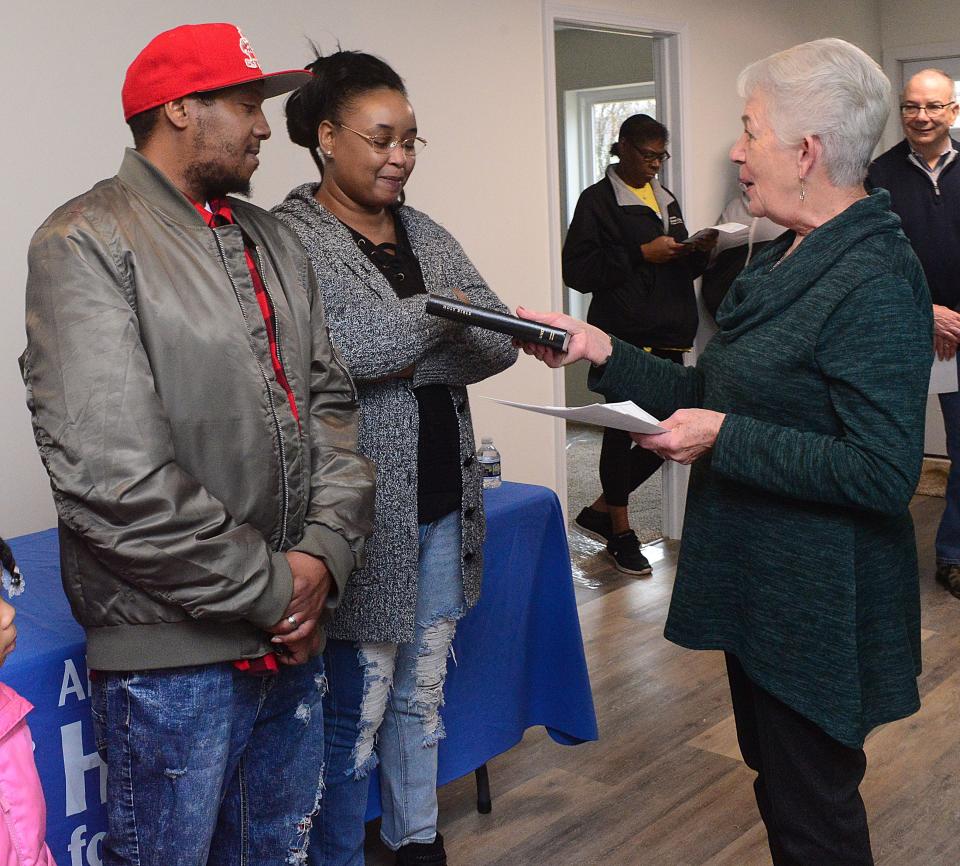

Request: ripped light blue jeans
left=90, top=656, right=327, bottom=866
left=311, top=510, right=464, bottom=864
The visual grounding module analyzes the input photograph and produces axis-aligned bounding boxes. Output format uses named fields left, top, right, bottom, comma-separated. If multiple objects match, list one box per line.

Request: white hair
left=737, top=38, right=891, bottom=188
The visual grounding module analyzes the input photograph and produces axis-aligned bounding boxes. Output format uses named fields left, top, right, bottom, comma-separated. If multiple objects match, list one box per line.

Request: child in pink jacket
left=0, top=537, right=56, bottom=866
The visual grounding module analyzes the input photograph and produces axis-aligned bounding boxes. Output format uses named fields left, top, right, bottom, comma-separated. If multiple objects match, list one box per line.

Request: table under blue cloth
left=4, top=481, right=597, bottom=861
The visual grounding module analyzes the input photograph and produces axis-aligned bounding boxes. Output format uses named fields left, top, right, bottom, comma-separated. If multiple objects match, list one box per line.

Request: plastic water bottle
left=477, top=437, right=502, bottom=489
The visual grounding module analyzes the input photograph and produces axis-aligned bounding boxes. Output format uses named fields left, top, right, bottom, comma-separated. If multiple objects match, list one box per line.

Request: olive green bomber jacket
left=22, top=149, right=375, bottom=670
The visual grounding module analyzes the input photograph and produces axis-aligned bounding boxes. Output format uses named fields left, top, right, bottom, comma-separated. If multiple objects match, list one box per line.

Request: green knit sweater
left=592, top=191, right=933, bottom=747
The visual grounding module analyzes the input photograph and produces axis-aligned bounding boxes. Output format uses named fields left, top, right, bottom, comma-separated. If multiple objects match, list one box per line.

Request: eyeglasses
left=626, top=140, right=670, bottom=163
left=899, top=101, right=957, bottom=118
left=338, top=123, right=428, bottom=156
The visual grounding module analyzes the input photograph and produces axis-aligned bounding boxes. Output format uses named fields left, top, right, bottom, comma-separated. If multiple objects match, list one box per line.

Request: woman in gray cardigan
left=274, top=51, right=516, bottom=866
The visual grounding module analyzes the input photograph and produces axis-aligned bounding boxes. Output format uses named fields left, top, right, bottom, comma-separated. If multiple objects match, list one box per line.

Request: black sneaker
left=395, top=833, right=447, bottom=866
left=606, top=530, right=652, bottom=575
left=574, top=506, right=614, bottom=543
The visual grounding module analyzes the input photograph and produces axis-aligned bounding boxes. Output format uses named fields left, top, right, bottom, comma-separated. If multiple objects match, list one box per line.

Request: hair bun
left=285, top=87, right=318, bottom=149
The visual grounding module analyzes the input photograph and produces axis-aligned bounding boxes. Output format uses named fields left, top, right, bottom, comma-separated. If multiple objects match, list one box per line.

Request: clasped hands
left=512, top=307, right=725, bottom=465
left=268, top=551, right=331, bottom=665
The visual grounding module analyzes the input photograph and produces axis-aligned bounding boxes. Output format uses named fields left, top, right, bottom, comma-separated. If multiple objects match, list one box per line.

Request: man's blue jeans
left=937, top=390, right=960, bottom=564
left=90, top=656, right=327, bottom=866
left=310, top=510, right=464, bottom=865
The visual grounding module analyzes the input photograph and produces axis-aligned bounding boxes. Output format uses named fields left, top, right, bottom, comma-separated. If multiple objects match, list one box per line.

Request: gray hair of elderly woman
left=737, top=38, right=890, bottom=188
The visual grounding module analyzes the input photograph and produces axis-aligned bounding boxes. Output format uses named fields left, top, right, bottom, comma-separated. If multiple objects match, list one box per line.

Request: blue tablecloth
left=4, top=481, right=597, bottom=861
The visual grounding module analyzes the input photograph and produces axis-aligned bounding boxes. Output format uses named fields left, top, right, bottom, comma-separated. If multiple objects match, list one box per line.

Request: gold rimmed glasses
left=339, top=123, right=427, bottom=156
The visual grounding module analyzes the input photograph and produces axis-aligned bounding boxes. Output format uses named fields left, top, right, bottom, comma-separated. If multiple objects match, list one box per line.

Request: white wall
left=1, top=1, right=883, bottom=537
left=880, top=0, right=960, bottom=51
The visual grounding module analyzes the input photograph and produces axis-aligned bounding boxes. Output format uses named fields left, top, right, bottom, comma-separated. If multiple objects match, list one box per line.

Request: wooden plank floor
left=364, top=494, right=960, bottom=865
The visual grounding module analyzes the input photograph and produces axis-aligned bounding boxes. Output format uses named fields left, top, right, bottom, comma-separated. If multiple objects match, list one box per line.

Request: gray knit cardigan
left=273, top=183, right=518, bottom=642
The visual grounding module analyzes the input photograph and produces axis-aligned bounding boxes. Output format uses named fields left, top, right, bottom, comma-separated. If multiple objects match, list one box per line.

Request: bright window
left=570, top=84, right=657, bottom=188
left=564, top=82, right=657, bottom=211
left=588, top=95, right=657, bottom=183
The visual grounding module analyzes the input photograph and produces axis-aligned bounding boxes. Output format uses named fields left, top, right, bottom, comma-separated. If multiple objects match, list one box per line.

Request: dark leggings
left=599, top=348, right=684, bottom=507
left=726, top=653, right=873, bottom=866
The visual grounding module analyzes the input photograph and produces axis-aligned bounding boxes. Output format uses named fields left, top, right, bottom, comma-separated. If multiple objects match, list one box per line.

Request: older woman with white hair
left=517, top=39, right=932, bottom=864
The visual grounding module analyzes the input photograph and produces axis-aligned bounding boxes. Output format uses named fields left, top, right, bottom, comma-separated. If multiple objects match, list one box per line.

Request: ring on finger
left=286, top=614, right=298, bottom=628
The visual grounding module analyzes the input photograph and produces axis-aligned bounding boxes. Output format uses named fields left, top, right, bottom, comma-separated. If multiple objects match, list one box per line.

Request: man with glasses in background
left=869, top=69, right=960, bottom=599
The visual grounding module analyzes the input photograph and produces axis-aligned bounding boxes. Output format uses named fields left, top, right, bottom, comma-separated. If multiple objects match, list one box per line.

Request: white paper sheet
left=712, top=222, right=749, bottom=233
left=930, top=357, right=959, bottom=394
left=490, top=398, right=666, bottom=434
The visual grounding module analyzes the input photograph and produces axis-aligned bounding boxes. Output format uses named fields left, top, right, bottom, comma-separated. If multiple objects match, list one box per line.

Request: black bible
left=425, top=295, right=571, bottom=352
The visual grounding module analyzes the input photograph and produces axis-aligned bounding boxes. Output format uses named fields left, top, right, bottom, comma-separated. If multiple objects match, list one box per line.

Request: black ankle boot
left=394, top=832, right=447, bottom=865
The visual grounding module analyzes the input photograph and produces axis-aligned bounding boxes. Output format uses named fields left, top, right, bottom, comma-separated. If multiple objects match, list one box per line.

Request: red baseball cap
left=122, top=23, right=312, bottom=121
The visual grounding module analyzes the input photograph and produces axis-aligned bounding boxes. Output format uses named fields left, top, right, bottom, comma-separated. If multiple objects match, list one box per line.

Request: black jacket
left=562, top=169, right=706, bottom=348
left=867, top=138, right=960, bottom=309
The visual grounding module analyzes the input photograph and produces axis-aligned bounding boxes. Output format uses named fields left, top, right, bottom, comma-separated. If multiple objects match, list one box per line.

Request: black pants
left=599, top=349, right=684, bottom=507
left=726, top=654, right=874, bottom=866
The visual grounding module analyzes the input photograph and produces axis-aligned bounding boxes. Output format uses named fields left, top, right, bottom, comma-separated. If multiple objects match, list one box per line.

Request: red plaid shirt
left=192, top=197, right=300, bottom=427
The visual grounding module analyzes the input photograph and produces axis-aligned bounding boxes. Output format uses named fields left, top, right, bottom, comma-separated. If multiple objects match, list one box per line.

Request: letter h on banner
left=61, top=721, right=107, bottom=816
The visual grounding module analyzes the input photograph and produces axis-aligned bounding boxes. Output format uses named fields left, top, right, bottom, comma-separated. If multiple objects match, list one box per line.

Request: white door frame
left=542, top=2, right=691, bottom=537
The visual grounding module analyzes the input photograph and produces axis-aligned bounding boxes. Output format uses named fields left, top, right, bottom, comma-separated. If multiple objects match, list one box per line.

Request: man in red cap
left=22, top=23, right=375, bottom=865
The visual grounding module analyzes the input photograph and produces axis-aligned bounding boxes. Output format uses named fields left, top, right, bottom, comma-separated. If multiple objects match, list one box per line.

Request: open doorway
left=556, top=28, right=658, bottom=366
left=547, top=16, right=686, bottom=581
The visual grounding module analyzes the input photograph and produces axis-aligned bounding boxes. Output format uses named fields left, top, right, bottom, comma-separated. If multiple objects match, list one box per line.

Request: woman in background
left=517, top=39, right=931, bottom=864
left=562, top=114, right=716, bottom=575
left=274, top=51, right=516, bottom=866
